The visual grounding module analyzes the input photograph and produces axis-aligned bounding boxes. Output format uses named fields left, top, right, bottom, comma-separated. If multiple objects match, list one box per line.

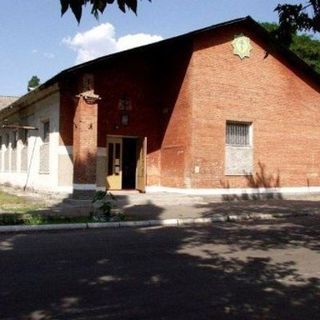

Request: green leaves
left=60, top=0, right=85, bottom=23
left=60, top=0, right=319, bottom=46
left=60, top=0, right=70, bottom=16
left=60, top=0, right=150, bottom=23
left=275, top=1, right=320, bottom=45
left=262, top=22, right=320, bottom=74
left=27, top=75, right=40, bottom=91
left=117, top=0, right=138, bottom=13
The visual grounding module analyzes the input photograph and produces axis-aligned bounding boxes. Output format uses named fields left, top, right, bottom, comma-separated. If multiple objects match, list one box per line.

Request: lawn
left=0, top=190, right=91, bottom=225
left=0, top=190, right=45, bottom=214
left=0, top=190, right=123, bottom=226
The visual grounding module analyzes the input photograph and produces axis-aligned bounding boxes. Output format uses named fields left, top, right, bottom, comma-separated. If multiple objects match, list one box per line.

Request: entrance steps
left=57, top=192, right=210, bottom=217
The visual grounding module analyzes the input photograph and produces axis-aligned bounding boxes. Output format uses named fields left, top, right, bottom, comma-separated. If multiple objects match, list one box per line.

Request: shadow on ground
left=2, top=187, right=320, bottom=226
left=0, top=214, right=319, bottom=319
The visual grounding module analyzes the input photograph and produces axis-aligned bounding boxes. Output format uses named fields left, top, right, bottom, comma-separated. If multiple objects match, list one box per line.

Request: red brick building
left=1, top=17, right=320, bottom=197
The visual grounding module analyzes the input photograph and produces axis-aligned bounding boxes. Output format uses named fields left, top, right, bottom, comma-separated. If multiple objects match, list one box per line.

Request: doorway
left=106, top=136, right=146, bottom=191
left=122, top=138, right=137, bottom=189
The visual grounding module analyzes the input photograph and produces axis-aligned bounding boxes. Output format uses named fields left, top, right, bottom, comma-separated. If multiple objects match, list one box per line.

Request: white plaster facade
left=0, top=86, right=71, bottom=194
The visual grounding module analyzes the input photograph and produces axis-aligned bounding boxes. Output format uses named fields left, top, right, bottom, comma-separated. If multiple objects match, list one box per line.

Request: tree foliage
left=27, top=75, right=40, bottom=91
left=60, top=1, right=320, bottom=45
left=274, top=1, right=320, bottom=45
left=60, top=0, right=151, bottom=22
left=262, top=22, right=320, bottom=73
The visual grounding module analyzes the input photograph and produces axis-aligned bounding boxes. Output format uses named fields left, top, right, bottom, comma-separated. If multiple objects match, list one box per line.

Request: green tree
left=274, top=1, right=320, bottom=45
left=60, top=0, right=319, bottom=45
left=60, top=0, right=150, bottom=22
left=27, top=75, right=40, bottom=92
left=262, top=22, right=320, bottom=74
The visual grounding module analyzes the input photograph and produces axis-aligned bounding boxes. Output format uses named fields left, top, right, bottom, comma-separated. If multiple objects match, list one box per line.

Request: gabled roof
left=0, top=96, right=19, bottom=111
left=2, top=16, right=319, bottom=114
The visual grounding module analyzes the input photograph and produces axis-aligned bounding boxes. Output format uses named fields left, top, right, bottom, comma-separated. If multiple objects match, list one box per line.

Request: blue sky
left=0, top=0, right=303, bottom=96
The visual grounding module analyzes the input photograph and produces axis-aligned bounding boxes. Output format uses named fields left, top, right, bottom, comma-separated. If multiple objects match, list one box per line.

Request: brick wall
left=94, top=43, right=193, bottom=187
left=189, top=24, right=320, bottom=189
left=94, top=55, right=162, bottom=186
left=158, top=44, right=193, bottom=187
left=73, top=96, right=98, bottom=185
left=58, top=23, right=320, bottom=191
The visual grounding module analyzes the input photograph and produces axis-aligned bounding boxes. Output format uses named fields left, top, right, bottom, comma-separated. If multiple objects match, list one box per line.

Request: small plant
left=91, top=191, right=125, bottom=222
left=22, top=214, right=44, bottom=225
left=0, top=214, right=21, bottom=225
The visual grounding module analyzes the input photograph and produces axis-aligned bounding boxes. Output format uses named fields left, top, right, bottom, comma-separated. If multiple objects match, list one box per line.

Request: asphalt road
left=1, top=216, right=320, bottom=320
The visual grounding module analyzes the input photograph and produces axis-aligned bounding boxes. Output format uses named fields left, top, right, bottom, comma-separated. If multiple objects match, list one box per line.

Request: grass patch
left=0, top=190, right=45, bottom=214
left=0, top=213, right=92, bottom=226
left=0, top=190, right=126, bottom=226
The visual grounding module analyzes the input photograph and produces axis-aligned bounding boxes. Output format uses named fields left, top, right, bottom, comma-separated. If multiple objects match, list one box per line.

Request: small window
left=5, top=134, right=9, bottom=148
left=43, top=121, right=50, bottom=143
left=82, top=74, right=94, bottom=92
left=226, top=122, right=251, bottom=146
left=21, top=129, right=28, bottom=145
left=12, top=131, right=18, bottom=149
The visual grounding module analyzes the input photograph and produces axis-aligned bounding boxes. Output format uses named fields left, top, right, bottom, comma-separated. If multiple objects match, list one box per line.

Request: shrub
left=91, top=191, right=125, bottom=222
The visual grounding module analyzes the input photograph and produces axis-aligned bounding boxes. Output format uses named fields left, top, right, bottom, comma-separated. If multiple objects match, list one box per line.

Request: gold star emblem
left=232, top=34, right=253, bottom=59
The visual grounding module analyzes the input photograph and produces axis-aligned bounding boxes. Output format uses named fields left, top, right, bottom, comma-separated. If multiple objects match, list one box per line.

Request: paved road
left=1, top=216, right=320, bottom=320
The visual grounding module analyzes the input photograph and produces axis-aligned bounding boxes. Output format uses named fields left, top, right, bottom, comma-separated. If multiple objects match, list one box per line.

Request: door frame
left=106, top=136, right=123, bottom=190
left=106, top=135, right=146, bottom=191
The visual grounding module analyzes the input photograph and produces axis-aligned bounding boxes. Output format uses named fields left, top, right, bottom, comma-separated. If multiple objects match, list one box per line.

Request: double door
left=106, top=136, right=146, bottom=191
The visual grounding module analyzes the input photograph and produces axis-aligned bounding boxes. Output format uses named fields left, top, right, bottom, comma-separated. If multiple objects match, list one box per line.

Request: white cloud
left=62, top=23, right=163, bottom=64
left=117, top=33, right=163, bottom=52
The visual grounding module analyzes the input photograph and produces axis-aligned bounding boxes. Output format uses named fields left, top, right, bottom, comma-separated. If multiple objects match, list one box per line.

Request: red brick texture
left=73, top=96, right=98, bottom=184
left=94, top=43, right=193, bottom=187
left=58, top=22, right=320, bottom=190
left=189, top=25, right=320, bottom=189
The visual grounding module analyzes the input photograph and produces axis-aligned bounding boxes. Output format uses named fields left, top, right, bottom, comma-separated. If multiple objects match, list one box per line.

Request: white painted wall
left=0, top=91, right=67, bottom=194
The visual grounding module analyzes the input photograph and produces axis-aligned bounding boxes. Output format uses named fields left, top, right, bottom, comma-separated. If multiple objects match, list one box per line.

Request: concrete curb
left=0, top=212, right=313, bottom=233
left=0, top=223, right=87, bottom=233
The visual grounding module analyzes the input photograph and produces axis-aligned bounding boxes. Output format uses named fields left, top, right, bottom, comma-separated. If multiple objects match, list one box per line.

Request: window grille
left=226, top=122, right=251, bottom=146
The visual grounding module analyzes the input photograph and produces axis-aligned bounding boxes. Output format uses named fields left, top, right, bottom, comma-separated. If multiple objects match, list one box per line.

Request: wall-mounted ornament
left=232, top=34, right=253, bottom=60
left=76, top=73, right=101, bottom=104
left=76, top=92, right=101, bottom=104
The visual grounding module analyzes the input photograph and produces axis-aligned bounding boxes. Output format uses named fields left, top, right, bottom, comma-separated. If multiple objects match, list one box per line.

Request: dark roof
left=2, top=16, right=320, bottom=113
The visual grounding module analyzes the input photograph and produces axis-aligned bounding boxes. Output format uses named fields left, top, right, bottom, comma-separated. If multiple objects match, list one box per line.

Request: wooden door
left=106, top=137, right=122, bottom=190
left=136, top=137, right=147, bottom=192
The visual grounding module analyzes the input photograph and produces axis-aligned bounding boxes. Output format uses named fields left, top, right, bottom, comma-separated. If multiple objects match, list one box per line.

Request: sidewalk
left=1, top=189, right=320, bottom=233
left=115, top=193, right=320, bottom=221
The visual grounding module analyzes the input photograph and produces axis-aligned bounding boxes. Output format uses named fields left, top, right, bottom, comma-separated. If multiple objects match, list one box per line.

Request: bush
left=91, top=191, right=125, bottom=222
left=0, top=214, right=22, bottom=225
left=0, top=213, right=45, bottom=225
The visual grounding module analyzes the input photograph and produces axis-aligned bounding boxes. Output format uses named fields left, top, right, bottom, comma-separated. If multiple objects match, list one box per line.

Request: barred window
left=226, top=122, right=251, bottom=146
